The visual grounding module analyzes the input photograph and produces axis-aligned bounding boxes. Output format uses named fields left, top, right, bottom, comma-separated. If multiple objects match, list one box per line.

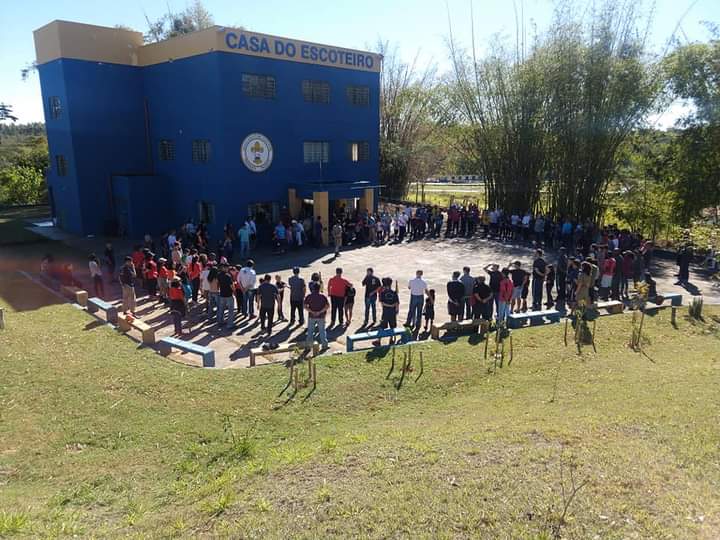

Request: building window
left=159, top=139, right=175, bottom=161
left=346, top=86, right=369, bottom=106
left=349, top=141, right=370, bottom=162
left=302, top=80, right=330, bottom=103
left=49, top=96, right=62, bottom=119
left=55, top=155, right=67, bottom=176
left=198, top=201, right=216, bottom=224
left=192, top=140, right=210, bottom=163
left=242, top=73, right=276, bottom=99
left=303, top=141, right=329, bottom=163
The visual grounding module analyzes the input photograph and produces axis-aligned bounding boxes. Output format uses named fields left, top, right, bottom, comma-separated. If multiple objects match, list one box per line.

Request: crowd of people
left=38, top=200, right=692, bottom=354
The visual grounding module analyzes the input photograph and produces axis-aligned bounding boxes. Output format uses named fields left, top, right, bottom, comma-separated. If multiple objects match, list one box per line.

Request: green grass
left=0, top=206, right=49, bottom=245
left=1, top=278, right=719, bottom=537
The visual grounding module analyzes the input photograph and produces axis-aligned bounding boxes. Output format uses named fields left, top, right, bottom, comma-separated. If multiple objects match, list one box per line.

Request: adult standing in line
left=187, top=255, right=202, bottom=303
left=88, top=253, right=104, bottom=300
left=484, top=263, right=502, bottom=318
left=237, top=223, right=250, bottom=260
left=373, top=277, right=400, bottom=347
left=472, top=275, right=493, bottom=321
left=288, top=267, right=306, bottom=326
left=460, top=267, right=475, bottom=320
left=119, top=256, right=137, bottom=314
left=446, top=271, right=465, bottom=322
left=496, top=268, right=513, bottom=322
left=328, top=268, right=352, bottom=328
left=510, top=261, right=528, bottom=314
left=556, top=247, right=568, bottom=309
left=676, top=244, right=692, bottom=285
left=531, top=249, right=547, bottom=311
left=611, top=248, right=624, bottom=301
left=238, top=259, right=257, bottom=318
left=256, top=274, right=278, bottom=335
left=304, top=281, right=329, bottom=351
left=332, top=221, right=344, bottom=256
left=361, top=267, right=381, bottom=327
left=405, top=270, right=428, bottom=329
left=576, top=261, right=593, bottom=307
left=216, top=262, right=236, bottom=329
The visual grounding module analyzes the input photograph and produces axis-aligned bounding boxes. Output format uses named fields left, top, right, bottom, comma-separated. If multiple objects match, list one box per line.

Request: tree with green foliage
left=663, top=29, right=720, bottom=222
left=446, top=1, right=661, bottom=220
left=378, top=42, right=440, bottom=199
left=144, top=0, right=214, bottom=43
left=0, top=136, right=48, bottom=205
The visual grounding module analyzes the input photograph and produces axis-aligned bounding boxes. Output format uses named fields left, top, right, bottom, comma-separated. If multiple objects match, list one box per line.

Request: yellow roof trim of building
left=34, top=20, right=382, bottom=73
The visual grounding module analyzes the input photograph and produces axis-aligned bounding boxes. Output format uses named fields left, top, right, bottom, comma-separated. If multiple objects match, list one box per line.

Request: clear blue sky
left=1, top=0, right=718, bottom=125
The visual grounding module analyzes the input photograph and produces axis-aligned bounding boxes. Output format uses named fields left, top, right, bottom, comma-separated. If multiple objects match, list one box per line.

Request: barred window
left=242, top=73, right=276, bottom=99
left=55, top=155, right=67, bottom=176
left=349, top=141, right=370, bottom=162
left=302, top=80, right=330, bottom=103
left=303, top=141, right=329, bottom=163
left=49, top=96, right=62, bottom=119
left=346, top=85, right=369, bottom=106
left=192, top=139, right=210, bottom=163
left=159, top=139, right=175, bottom=161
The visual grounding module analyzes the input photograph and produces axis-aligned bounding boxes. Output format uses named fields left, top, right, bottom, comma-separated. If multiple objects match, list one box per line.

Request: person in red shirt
left=157, top=258, right=169, bottom=302
left=187, top=254, right=202, bottom=303
left=143, top=253, right=158, bottom=298
left=497, top=268, right=514, bottom=322
left=168, top=278, right=186, bottom=335
left=600, top=257, right=616, bottom=300
left=327, top=267, right=352, bottom=328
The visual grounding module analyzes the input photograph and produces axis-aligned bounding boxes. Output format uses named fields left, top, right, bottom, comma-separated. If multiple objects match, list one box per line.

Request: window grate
left=55, top=155, right=67, bottom=176
left=302, top=80, right=330, bottom=103
left=349, top=141, right=370, bottom=162
left=346, top=86, right=369, bottom=106
left=303, top=141, right=329, bottom=163
left=242, top=73, right=276, bottom=99
left=49, top=96, right=62, bottom=119
left=159, top=139, right=176, bottom=161
left=192, top=140, right=210, bottom=163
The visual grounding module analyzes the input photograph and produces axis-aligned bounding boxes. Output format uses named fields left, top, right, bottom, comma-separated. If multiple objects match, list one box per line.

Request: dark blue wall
left=41, top=50, right=379, bottom=239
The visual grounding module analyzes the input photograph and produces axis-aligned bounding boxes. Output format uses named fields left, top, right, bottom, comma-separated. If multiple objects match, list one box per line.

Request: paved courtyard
left=18, top=227, right=716, bottom=369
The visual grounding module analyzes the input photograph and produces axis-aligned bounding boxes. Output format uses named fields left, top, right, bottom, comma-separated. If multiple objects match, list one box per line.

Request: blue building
left=33, top=21, right=381, bottom=243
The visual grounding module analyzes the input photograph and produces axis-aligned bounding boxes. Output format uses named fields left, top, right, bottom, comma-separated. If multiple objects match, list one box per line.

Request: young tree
left=144, top=0, right=214, bottom=43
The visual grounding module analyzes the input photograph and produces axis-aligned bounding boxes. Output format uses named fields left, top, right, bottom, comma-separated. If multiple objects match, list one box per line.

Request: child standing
left=344, top=284, right=356, bottom=325
left=274, top=274, right=287, bottom=322
left=88, top=253, right=105, bottom=299
left=423, top=289, right=436, bottom=332
left=157, top=258, right=169, bottom=303
left=168, top=278, right=186, bottom=335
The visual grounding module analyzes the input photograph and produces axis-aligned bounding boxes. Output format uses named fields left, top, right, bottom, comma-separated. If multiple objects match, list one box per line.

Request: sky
left=1, top=0, right=718, bottom=126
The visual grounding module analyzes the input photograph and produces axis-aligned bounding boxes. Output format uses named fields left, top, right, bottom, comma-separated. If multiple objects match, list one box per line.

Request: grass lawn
left=1, top=278, right=719, bottom=538
left=0, top=206, right=50, bottom=246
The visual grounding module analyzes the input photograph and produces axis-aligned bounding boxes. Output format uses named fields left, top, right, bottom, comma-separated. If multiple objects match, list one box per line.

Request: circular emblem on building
left=241, top=133, right=273, bottom=172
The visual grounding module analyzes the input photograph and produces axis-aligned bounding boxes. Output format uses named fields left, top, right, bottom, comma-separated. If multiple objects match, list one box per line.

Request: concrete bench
left=431, top=319, right=489, bottom=340
left=596, top=300, right=624, bottom=315
left=61, top=285, right=88, bottom=307
left=507, top=309, right=561, bottom=329
left=118, top=315, right=156, bottom=345
left=87, top=297, right=118, bottom=324
left=249, top=342, right=319, bottom=367
left=158, top=337, right=215, bottom=367
left=346, top=327, right=410, bottom=352
left=662, top=292, right=682, bottom=306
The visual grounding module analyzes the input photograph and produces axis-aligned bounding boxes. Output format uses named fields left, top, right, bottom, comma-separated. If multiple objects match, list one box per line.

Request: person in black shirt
left=472, top=276, right=493, bottom=320
left=484, top=263, right=502, bottom=318
left=545, top=264, right=555, bottom=308
left=373, top=277, right=400, bottom=347
left=531, top=249, right=547, bottom=311
left=556, top=247, right=568, bottom=306
left=509, top=261, right=528, bottom=313
left=446, top=271, right=465, bottom=322
left=361, top=267, right=382, bottom=327
left=216, top=263, right=235, bottom=329
left=256, top=274, right=278, bottom=335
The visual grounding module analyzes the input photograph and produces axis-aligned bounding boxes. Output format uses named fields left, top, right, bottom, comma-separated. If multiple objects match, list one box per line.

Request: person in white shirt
left=238, top=259, right=258, bottom=317
left=88, top=253, right=104, bottom=299
left=405, top=269, right=428, bottom=328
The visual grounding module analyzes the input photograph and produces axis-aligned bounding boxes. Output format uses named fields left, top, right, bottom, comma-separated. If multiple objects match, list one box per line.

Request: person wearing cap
left=288, top=267, right=306, bottom=325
